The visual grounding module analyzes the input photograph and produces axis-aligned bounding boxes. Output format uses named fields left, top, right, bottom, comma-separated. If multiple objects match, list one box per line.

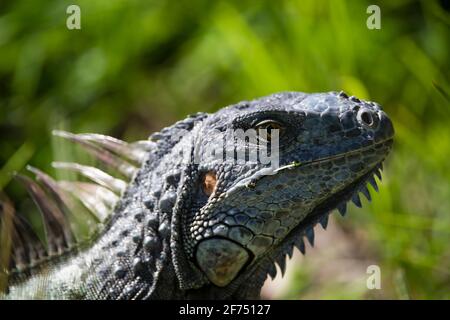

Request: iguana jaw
left=193, top=139, right=392, bottom=293
left=230, top=157, right=390, bottom=298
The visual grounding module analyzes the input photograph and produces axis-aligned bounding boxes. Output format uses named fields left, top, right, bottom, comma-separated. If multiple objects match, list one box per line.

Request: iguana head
left=173, top=91, right=394, bottom=298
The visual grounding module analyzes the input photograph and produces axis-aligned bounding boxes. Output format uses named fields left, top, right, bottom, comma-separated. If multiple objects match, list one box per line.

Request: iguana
left=0, top=91, right=394, bottom=299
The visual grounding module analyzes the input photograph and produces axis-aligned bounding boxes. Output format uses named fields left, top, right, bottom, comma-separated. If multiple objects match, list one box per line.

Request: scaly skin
left=2, top=91, right=394, bottom=299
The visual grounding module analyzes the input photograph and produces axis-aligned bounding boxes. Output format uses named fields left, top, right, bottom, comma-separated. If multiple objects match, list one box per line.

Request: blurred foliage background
left=0, top=0, right=449, bottom=299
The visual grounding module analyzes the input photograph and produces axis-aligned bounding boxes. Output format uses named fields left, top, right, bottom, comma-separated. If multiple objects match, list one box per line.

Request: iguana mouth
left=275, top=138, right=394, bottom=173
left=237, top=138, right=394, bottom=190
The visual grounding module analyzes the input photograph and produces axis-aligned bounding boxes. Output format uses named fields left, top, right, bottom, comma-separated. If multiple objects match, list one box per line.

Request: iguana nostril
left=357, top=109, right=377, bottom=128
left=361, top=112, right=372, bottom=125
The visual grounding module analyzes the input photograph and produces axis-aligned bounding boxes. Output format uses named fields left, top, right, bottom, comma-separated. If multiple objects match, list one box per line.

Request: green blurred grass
left=0, top=0, right=449, bottom=299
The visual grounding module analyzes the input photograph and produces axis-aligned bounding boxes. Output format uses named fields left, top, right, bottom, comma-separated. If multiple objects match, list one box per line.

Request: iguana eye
left=254, top=120, right=285, bottom=140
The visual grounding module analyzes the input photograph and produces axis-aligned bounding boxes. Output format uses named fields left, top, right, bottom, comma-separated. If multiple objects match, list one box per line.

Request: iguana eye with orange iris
left=202, top=171, right=217, bottom=196
left=254, top=120, right=284, bottom=141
